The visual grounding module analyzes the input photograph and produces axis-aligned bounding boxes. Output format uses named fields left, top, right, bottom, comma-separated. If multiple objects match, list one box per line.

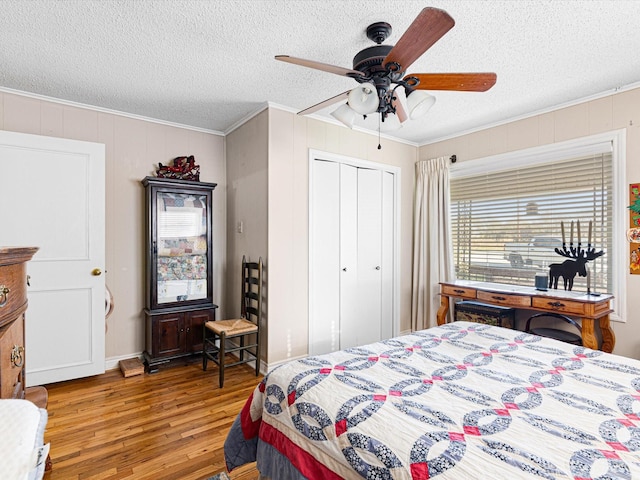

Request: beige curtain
left=412, top=157, right=454, bottom=331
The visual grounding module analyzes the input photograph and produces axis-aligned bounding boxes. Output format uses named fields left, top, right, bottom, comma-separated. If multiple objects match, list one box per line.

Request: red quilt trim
left=260, top=421, right=344, bottom=480
left=240, top=392, right=262, bottom=439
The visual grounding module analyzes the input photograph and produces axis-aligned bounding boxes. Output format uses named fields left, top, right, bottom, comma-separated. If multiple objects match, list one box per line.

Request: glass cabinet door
left=155, top=191, right=208, bottom=304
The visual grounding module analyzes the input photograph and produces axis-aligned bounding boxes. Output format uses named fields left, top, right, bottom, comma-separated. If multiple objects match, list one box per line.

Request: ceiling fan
left=275, top=7, right=496, bottom=135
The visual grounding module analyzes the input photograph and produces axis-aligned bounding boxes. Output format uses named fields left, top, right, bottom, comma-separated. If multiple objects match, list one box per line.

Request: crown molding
left=420, top=80, right=640, bottom=146
left=0, top=86, right=225, bottom=136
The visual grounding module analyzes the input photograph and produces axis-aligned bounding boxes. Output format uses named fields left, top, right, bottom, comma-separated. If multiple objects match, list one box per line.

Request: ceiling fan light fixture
left=406, top=89, right=436, bottom=119
left=348, top=83, right=379, bottom=115
left=277, top=8, right=497, bottom=148
left=331, top=103, right=356, bottom=128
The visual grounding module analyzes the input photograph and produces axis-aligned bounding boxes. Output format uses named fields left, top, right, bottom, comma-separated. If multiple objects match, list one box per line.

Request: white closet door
left=338, top=164, right=359, bottom=349
left=309, top=156, right=397, bottom=356
left=381, top=171, right=394, bottom=340
left=349, top=168, right=383, bottom=348
left=309, top=160, right=341, bottom=355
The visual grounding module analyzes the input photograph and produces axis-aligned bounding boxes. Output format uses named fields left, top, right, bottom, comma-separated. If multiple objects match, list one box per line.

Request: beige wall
left=12, top=84, right=636, bottom=368
left=0, top=89, right=417, bottom=369
left=0, top=91, right=226, bottom=366
left=225, top=110, right=269, bottom=359
left=420, top=86, right=640, bottom=359
left=266, top=107, right=417, bottom=365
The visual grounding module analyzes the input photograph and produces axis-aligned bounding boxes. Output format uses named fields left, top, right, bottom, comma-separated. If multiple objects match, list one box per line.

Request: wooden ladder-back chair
left=203, top=256, right=262, bottom=387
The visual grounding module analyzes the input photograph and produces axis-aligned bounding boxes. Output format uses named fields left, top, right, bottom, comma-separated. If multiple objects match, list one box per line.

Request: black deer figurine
left=549, top=220, right=604, bottom=291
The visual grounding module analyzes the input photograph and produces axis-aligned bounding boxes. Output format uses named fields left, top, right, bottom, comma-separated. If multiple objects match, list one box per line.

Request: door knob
left=92, top=268, right=102, bottom=276
left=375, top=266, right=381, bottom=270
left=342, top=268, right=347, bottom=272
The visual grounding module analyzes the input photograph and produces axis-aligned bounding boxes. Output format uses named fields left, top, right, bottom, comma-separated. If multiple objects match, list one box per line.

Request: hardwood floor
left=42, top=360, right=262, bottom=480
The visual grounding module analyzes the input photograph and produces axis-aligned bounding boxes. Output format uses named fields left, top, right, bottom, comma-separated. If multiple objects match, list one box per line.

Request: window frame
left=449, top=129, right=627, bottom=322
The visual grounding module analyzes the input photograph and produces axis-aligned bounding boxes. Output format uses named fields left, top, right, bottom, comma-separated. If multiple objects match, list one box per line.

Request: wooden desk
left=438, top=280, right=615, bottom=353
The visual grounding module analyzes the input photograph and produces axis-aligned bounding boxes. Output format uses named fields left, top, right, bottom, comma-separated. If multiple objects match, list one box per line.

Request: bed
left=225, top=321, right=640, bottom=479
left=0, top=399, right=49, bottom=480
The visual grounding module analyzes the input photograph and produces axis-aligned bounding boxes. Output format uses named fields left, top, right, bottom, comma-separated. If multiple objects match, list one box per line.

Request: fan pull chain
left=378, top=115, right=382, bottom=150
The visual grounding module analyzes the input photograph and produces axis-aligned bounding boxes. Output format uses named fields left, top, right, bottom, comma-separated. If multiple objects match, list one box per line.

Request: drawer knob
left=11, top=345, right=24, bottom=368
left=453, top=289, right=466, bottom=294
left=0, top=285, right=9, bottom=307
left=492, top=296, right=506, bottom=301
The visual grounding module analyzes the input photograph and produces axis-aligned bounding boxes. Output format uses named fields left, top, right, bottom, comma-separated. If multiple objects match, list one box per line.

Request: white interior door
left=309, top=160, right=340, bottom=355
left=381, top=171, right=394, bottom=340
left=338, top=164, right=359, bottom=349
left=309, top=153, right=398, bottom=356
left=353, top=168, right=382, bottom=347
left=0, top=130, right=105, bottom=386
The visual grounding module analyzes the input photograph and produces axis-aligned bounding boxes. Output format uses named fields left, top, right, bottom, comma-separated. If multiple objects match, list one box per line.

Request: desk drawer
left=441, top=285, right=476, bottom=299
left=477, top=290, right=531, bottom=308
left=531, top=297, right=585, bottom=315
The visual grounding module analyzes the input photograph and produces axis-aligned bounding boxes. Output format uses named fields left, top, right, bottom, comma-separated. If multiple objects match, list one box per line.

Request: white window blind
left=450, top=150, right=613, bottom=293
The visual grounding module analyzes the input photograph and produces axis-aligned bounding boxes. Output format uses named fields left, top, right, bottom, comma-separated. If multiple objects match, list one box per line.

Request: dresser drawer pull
left=547, top=301, right=565, bottom=309
left=0, top=285, right=9, bottom=307
left=453, top=289, right=466, bottom=294
left=11, top=345, right=24, bottom=368
left=492, top=296, right=507, bottom=301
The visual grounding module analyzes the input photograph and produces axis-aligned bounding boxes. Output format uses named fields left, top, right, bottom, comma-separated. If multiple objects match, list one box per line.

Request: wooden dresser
left=0, top=247, right=39, bottom=398
left=0, top=246, right=51, bottom=471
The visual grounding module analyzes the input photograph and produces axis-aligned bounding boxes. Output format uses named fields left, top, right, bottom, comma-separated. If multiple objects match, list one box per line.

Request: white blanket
left=0, top=399, right=49, bottom=480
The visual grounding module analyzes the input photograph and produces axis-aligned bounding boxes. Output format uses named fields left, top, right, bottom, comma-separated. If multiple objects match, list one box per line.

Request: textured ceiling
left=1, top=0, right=640, bottom=145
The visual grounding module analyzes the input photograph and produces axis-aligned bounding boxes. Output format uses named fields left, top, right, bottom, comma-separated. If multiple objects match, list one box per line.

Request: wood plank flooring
left=42, top=361, right=261, bottom=480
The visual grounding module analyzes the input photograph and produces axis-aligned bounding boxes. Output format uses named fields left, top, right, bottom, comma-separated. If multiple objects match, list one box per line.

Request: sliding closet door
left=309, top=160, right=341, bottom=356
left=309, top=156, right=397, bottom=356
left=342, top=168, right=383, bottom=348
left=339, top=164, right=359, bottom=349
left=381, top=171, right=394, bottom=340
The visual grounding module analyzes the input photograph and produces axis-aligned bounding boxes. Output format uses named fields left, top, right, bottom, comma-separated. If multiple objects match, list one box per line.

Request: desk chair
left=525, top=312, right=583, bottom=346
left=203, top=256, right=262, bottom=387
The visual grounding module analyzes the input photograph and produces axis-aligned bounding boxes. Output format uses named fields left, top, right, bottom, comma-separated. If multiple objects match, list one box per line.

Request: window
left=449, top=131, right=626, bottom=319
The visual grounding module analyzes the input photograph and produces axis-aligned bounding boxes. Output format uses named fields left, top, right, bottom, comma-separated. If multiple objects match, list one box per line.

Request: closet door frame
left=308, top=149, right=401, bottom=354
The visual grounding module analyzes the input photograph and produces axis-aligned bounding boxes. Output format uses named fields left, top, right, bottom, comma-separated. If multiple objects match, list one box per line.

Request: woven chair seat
left=205, top=319, right=257, bottom=335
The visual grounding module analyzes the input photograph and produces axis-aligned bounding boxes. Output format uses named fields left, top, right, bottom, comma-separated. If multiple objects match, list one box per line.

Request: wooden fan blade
left=392, top=96, right=408, bottom=123
left=275, top=55, right=365, bottom=78
left=383, top=7, right=455, bottom=72
left=405, top=73, right=497, bottom=92
left=298, top=90, right=351, bottom=115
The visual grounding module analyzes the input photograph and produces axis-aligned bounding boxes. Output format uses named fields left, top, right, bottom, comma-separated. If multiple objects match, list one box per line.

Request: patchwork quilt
left=157, top=254, right=207, bottom=281
left=225, top=321, right=640, bottom=479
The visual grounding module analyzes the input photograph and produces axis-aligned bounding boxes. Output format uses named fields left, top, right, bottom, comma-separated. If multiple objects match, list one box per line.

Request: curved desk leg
left=580, top=319, right=597, bottom=351
left=437, top=295, right=449, bottom=326
left=599, top=315, right=615, bottom=354
left=581, top=316, right=615, bottom=353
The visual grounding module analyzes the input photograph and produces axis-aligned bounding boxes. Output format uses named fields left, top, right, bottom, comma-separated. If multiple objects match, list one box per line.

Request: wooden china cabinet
left=142, top=177, right=218, bottom=372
